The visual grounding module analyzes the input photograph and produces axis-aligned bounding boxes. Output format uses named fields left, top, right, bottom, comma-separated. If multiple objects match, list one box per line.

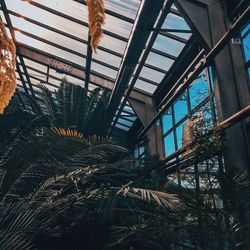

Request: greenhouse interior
left=0, top=0, right=250, bottom=249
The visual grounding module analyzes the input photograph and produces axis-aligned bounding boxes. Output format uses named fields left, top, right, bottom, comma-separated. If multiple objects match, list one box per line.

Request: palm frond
left=37, top=84, right=58, bottom=123
left=51, top=127, right=85, bottom=140
left=71, top=143, right=128, bottom=167
left=118, top=187, right=180, bottom=211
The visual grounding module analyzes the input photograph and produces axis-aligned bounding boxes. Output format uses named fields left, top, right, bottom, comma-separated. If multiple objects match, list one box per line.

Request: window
left=173, top=93, right=188, bottom=123
left=164, top=132, right=175, bottom=156
left=162, top=108, right=173, bottom=134
left=241, top=22, right=250, bottom=78
left=189, top=74, right=209, bottom=110
left=161, top=68, right=217, bottom=158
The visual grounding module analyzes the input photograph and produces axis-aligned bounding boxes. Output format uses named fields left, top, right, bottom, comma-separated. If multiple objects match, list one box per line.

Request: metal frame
left=1, top=0, right=248, bottom=161
left=134, top=5, right=250, bottom=143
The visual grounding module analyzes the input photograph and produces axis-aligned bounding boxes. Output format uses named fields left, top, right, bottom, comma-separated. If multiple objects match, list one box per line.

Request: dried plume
left=87, top=0, right=105, bottom=53
left=0, top=18, right=17, bottom=114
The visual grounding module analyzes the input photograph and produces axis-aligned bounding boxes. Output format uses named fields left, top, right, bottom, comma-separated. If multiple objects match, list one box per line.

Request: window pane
left=6, top=0, right=89, bottom=40
left=164, top=132, right=176, bottom=156
left=105, top=0, right=140, bottom=19
left=189, top=76, right=209, bottom=110
left=11, top=15, right=87, bottom=56
left=162, top=13, right=190, bottom=31
left=139, top=66, right=165, bottom=83
left=116, top=123, right=130, bottom=131
left=176, top=120, right=187, bottom=149
left=241, top=23, right=250, bottom=62
left=162, top=108, right=173, bottom=134
left=146, top=52, right=174, bottom=71
left=117, top=118, right=133, bottom=127
left=153, top=34, right=185, bottom=57
left=92, top=50, right=122, bottom=67
left=134, top=79, right=157, bottom=94
left=91, top=62, right=118, bottom=79
left=15, top=32, right=86, bottom=67
left=174, top=93, right=188, bottom=123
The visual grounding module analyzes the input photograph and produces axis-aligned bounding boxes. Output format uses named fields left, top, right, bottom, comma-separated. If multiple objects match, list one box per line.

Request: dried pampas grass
left=87, top=0, right=105, bottom=53
left=0, top=18, right=17, bottom=114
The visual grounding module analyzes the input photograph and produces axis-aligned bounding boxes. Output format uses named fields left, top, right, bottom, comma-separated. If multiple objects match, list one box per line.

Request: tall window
left=241, top=22, right=250, bottom=78
left=161, top=68, right=217, bottom=159
left=160, top=67, right=222, bottom=191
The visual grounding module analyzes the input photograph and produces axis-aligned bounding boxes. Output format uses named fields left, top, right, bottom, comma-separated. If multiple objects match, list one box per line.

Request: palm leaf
left=118, top=187, right=180, bottom=211
left=37, top=84, right=58, bottom=124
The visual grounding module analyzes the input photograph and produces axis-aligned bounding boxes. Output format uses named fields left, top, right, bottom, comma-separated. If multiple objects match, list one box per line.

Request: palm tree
left=0, top=79, right=111, bottom=196
left=0, top=128, right=181, bottom=250
left=36, top=78, right=110, bottom=137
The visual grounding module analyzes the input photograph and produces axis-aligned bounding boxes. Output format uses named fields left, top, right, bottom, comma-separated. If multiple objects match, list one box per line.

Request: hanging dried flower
left=87, top=0, right=105, bottom=53
left=0, top=18, right=17, bottom=114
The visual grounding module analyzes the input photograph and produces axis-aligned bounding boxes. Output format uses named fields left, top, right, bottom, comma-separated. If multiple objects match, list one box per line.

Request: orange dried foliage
left=87, top=0, right=105, bottom=53
left=0, top=18, right=17, bottom=114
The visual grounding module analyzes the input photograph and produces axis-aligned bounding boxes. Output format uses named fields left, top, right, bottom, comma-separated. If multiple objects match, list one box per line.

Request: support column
left=129, top=98, right=164, bottom=158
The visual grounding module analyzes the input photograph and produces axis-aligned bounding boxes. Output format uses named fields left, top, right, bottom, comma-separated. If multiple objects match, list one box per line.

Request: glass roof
left=1, top=0, right=193, bottom=135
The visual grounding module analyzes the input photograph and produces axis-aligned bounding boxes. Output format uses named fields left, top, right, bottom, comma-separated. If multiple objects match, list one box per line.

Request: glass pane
left=105, top=0, right=140, bottom=19
left=139, top=145, right=145, bottom=155
left=134, top=148, right=139, bottom=158
left=241, top=23, right=250, bottom=62
left=120, top=115, right=136, bottom=121
left=93, top=50, right=122, bottom=68
left=91, top=62, right=118, bottom=79
left=174, top=93, right=188, bottom=123
left=208, top=67, right=215, bottom=91
left=103, top=15, right=133, bottom=39
left=153, top=34, right=185, bottom=57
left=162, top=108, right=173, bottom=134
left=139, top=66, right=165, bottom=83
left=6, top=0, right=89, bottom=40
left=117, top=118, right=133, bottom=127
left=10, top=15, right=87, bottom=56
left=134, top=79, right=157, bottom=94
left=99, top=35, right=127, bottom=54
left=168, top=31, right=191, bottom=40
left=24, top=58, right=47, bottom=72
left=162, top=13, right=190, bottom=31
left=189, top=76, right=209, bottom=110
left=116, top=123, right=130, bottom=131
left=124, top=106, right=134, bottom=114
left=146, top=52, right=174, bottom=71
left=176, top=120, right=187, bottom=149
left=164, top=132, right=176, bottom=156
left=33, top=0, right=133, bottom=39
left=15, top=32, right=86, bottom=67
left=26, top=68, right=46, bottom=81
left=32, top=0, right=88, bottom=22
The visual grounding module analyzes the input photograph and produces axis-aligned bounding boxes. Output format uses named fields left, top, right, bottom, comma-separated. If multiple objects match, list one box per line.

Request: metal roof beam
left=108, top=0, right=174, bottom=136
left=84, top=33, right=92, bottom=90
left=17, top=44, right=150, bottom=103
left=107, top=0, right=165, bottom=129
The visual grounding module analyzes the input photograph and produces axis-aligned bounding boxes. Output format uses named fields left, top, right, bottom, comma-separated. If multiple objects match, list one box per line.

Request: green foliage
left=0, top=82, right=249, bottom=250
left=37, top=78, right=111, bottom=137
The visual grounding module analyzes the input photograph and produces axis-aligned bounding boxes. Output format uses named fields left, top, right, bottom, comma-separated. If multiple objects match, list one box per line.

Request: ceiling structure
left=1, top=0, right=247, bottom=148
